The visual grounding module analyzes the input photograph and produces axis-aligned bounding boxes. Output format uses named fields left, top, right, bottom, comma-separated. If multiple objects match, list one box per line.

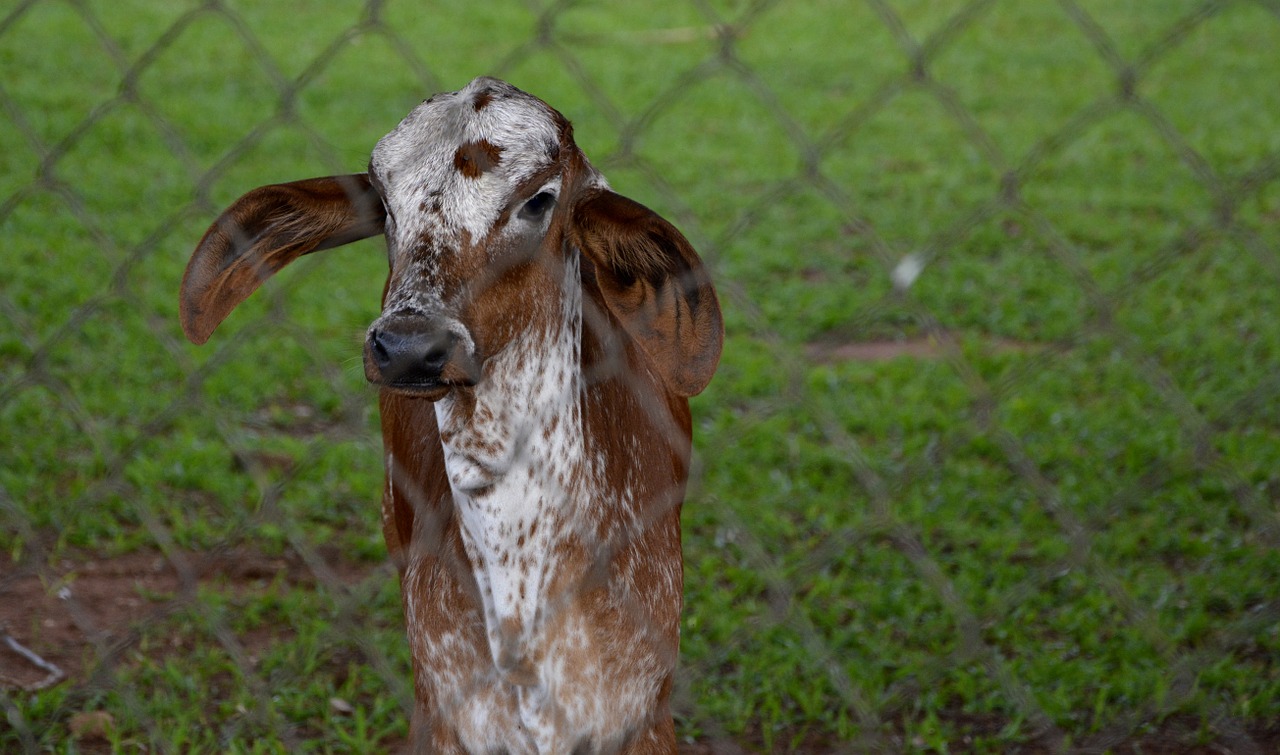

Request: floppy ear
left=571, top=189, right=723, bottom=396
left=180, top=173, right=385, bottom=345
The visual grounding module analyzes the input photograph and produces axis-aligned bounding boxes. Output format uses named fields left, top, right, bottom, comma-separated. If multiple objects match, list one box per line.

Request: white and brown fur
left=180, top=77, right=723, bottom=753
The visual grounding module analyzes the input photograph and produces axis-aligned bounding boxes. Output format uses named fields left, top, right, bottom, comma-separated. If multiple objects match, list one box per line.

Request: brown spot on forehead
left=454, top=139, right=504, bottom=179
left=472, top=88, right=495, bottom=112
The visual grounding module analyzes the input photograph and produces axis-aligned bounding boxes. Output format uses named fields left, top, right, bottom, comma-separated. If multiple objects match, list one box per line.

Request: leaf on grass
left=329, top=697, right=354, bottom=715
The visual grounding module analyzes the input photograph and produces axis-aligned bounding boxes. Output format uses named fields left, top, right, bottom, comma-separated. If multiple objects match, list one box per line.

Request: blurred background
left=2, top=0, right=1279, bottom=751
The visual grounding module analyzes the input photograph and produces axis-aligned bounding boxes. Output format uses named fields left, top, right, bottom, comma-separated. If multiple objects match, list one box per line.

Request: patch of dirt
left=0, top=545, right=381, bottom=690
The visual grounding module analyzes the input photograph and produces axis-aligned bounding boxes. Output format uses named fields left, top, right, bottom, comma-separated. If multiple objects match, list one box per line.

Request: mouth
left=376, top=381, right=453, bottom=401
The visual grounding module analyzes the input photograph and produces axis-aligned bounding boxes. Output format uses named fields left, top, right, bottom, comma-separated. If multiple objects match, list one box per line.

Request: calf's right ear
left=180, top=173, right=385, bottom=345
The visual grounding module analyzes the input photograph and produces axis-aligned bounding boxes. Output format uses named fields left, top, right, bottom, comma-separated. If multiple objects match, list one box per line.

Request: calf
left=180, top=77, right=722, bottom=753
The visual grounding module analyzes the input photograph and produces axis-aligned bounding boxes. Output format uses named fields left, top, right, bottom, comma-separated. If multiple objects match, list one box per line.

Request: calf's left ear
left=181, top=173, right=385, bottom=345
left=570, top=189, right=723, bottom=396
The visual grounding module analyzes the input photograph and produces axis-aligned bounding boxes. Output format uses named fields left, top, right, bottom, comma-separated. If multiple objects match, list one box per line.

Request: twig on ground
left=0, top=628, right=65, bottom=691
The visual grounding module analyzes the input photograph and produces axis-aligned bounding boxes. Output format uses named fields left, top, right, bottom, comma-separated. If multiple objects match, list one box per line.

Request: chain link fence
left=3, top=0, right=1279, bottom=751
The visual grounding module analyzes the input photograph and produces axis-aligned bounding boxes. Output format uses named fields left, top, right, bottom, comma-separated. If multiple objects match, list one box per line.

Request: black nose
left=368, top=325, right=456, bottom=386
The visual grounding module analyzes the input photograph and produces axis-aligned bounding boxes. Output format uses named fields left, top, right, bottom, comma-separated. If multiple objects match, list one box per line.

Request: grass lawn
left=2, top=0, right=1279, bottom=751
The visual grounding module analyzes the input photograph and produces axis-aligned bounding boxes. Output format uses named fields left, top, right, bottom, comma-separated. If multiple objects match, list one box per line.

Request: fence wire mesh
left=2, top=0, right=1279, bottom=751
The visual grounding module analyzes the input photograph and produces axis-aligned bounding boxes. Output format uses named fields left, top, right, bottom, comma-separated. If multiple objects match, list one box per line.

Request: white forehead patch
left=370, top=77, right=562, bottom=244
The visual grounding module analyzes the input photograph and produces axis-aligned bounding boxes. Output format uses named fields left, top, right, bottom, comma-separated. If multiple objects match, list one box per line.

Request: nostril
left=421, top=331, right=454, bottom=371
left=370, top=328, right=393, bottom=368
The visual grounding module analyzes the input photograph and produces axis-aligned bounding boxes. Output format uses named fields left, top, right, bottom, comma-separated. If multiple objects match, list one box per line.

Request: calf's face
left=363, top=77, right=593, bottom=401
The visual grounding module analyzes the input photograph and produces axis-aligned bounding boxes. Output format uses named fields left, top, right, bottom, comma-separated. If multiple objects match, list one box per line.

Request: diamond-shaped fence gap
left=925, top=3, right=1114, bottom=163
left=1, top=189, right=119, bottom=339
left=188, top=273, right=372, bottom=421
left=50, top=106, right=195, bottom=253
left=128, top=12, right=289, bottom=171
left=247, top=410, right=383, bottom=560
left=985, top=567, right=1174, bottom=734
left=968, top=341, right=1217, bottom=654
left=910, top=207, right=1091, bottom=347
left=695, top=408, right=836, bottom=532
left=120, top=431, right=265, bottom=556
left=1115, top=235, right=1280, bottom=418
left=64, top=0, right=209, bottom=176
left=0, top=0, right=123, bottom=148
left=0, top=382, right=120, bottom=535
left=818, top=89, right=1003, bottom=258
left=47, top=297, right=186, bottom=427
left=803, top=340, right=1072, bottom=738
left=119, top=587, right=304, bottom=748
left=1025, top=207, right=1280, bottom=553
left=781, top=531, right=970, bottom=746
left=990, top=335, right=1186, bottom=514
left=36, top=601, right=197, bottom=754
left=1018, top=109, right=1219, bottom=293
left=634, top=73, right=803, bottom=226
left=721, top=187, right=894, bottom=344
left=1139, top=2, right=1280, bottom=178
left=728, top=3, right=902, bottom=141
left=680, top=497, right=890, bottom=748
left=119, top=512, right=317, bottom=748
left=359, top=19, right=446, bottom=98
left=241, top=566, right=411, bottom=739
left=64, top=345, right=320, bottom=547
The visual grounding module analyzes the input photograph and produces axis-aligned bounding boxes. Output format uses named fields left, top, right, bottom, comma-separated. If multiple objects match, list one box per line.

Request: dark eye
left=519, top=191, right=556, bottom=221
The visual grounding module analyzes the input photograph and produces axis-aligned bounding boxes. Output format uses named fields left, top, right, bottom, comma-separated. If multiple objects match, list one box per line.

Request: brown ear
left=571, top=189, right=723, bottom=396
left=180, top=173, right=385, bottom=344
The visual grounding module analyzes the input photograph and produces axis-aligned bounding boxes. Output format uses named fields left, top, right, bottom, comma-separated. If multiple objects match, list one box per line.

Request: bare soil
left=0, top=545, right=375, bottom=691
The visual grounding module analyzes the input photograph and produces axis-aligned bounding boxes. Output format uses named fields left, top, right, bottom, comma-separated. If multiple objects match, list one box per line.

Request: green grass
left=3, top=0, right=1280, bottom=751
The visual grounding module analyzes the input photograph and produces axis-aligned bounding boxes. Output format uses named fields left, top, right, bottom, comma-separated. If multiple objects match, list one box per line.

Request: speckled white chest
left=436, top=254, right=591, bottom=678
